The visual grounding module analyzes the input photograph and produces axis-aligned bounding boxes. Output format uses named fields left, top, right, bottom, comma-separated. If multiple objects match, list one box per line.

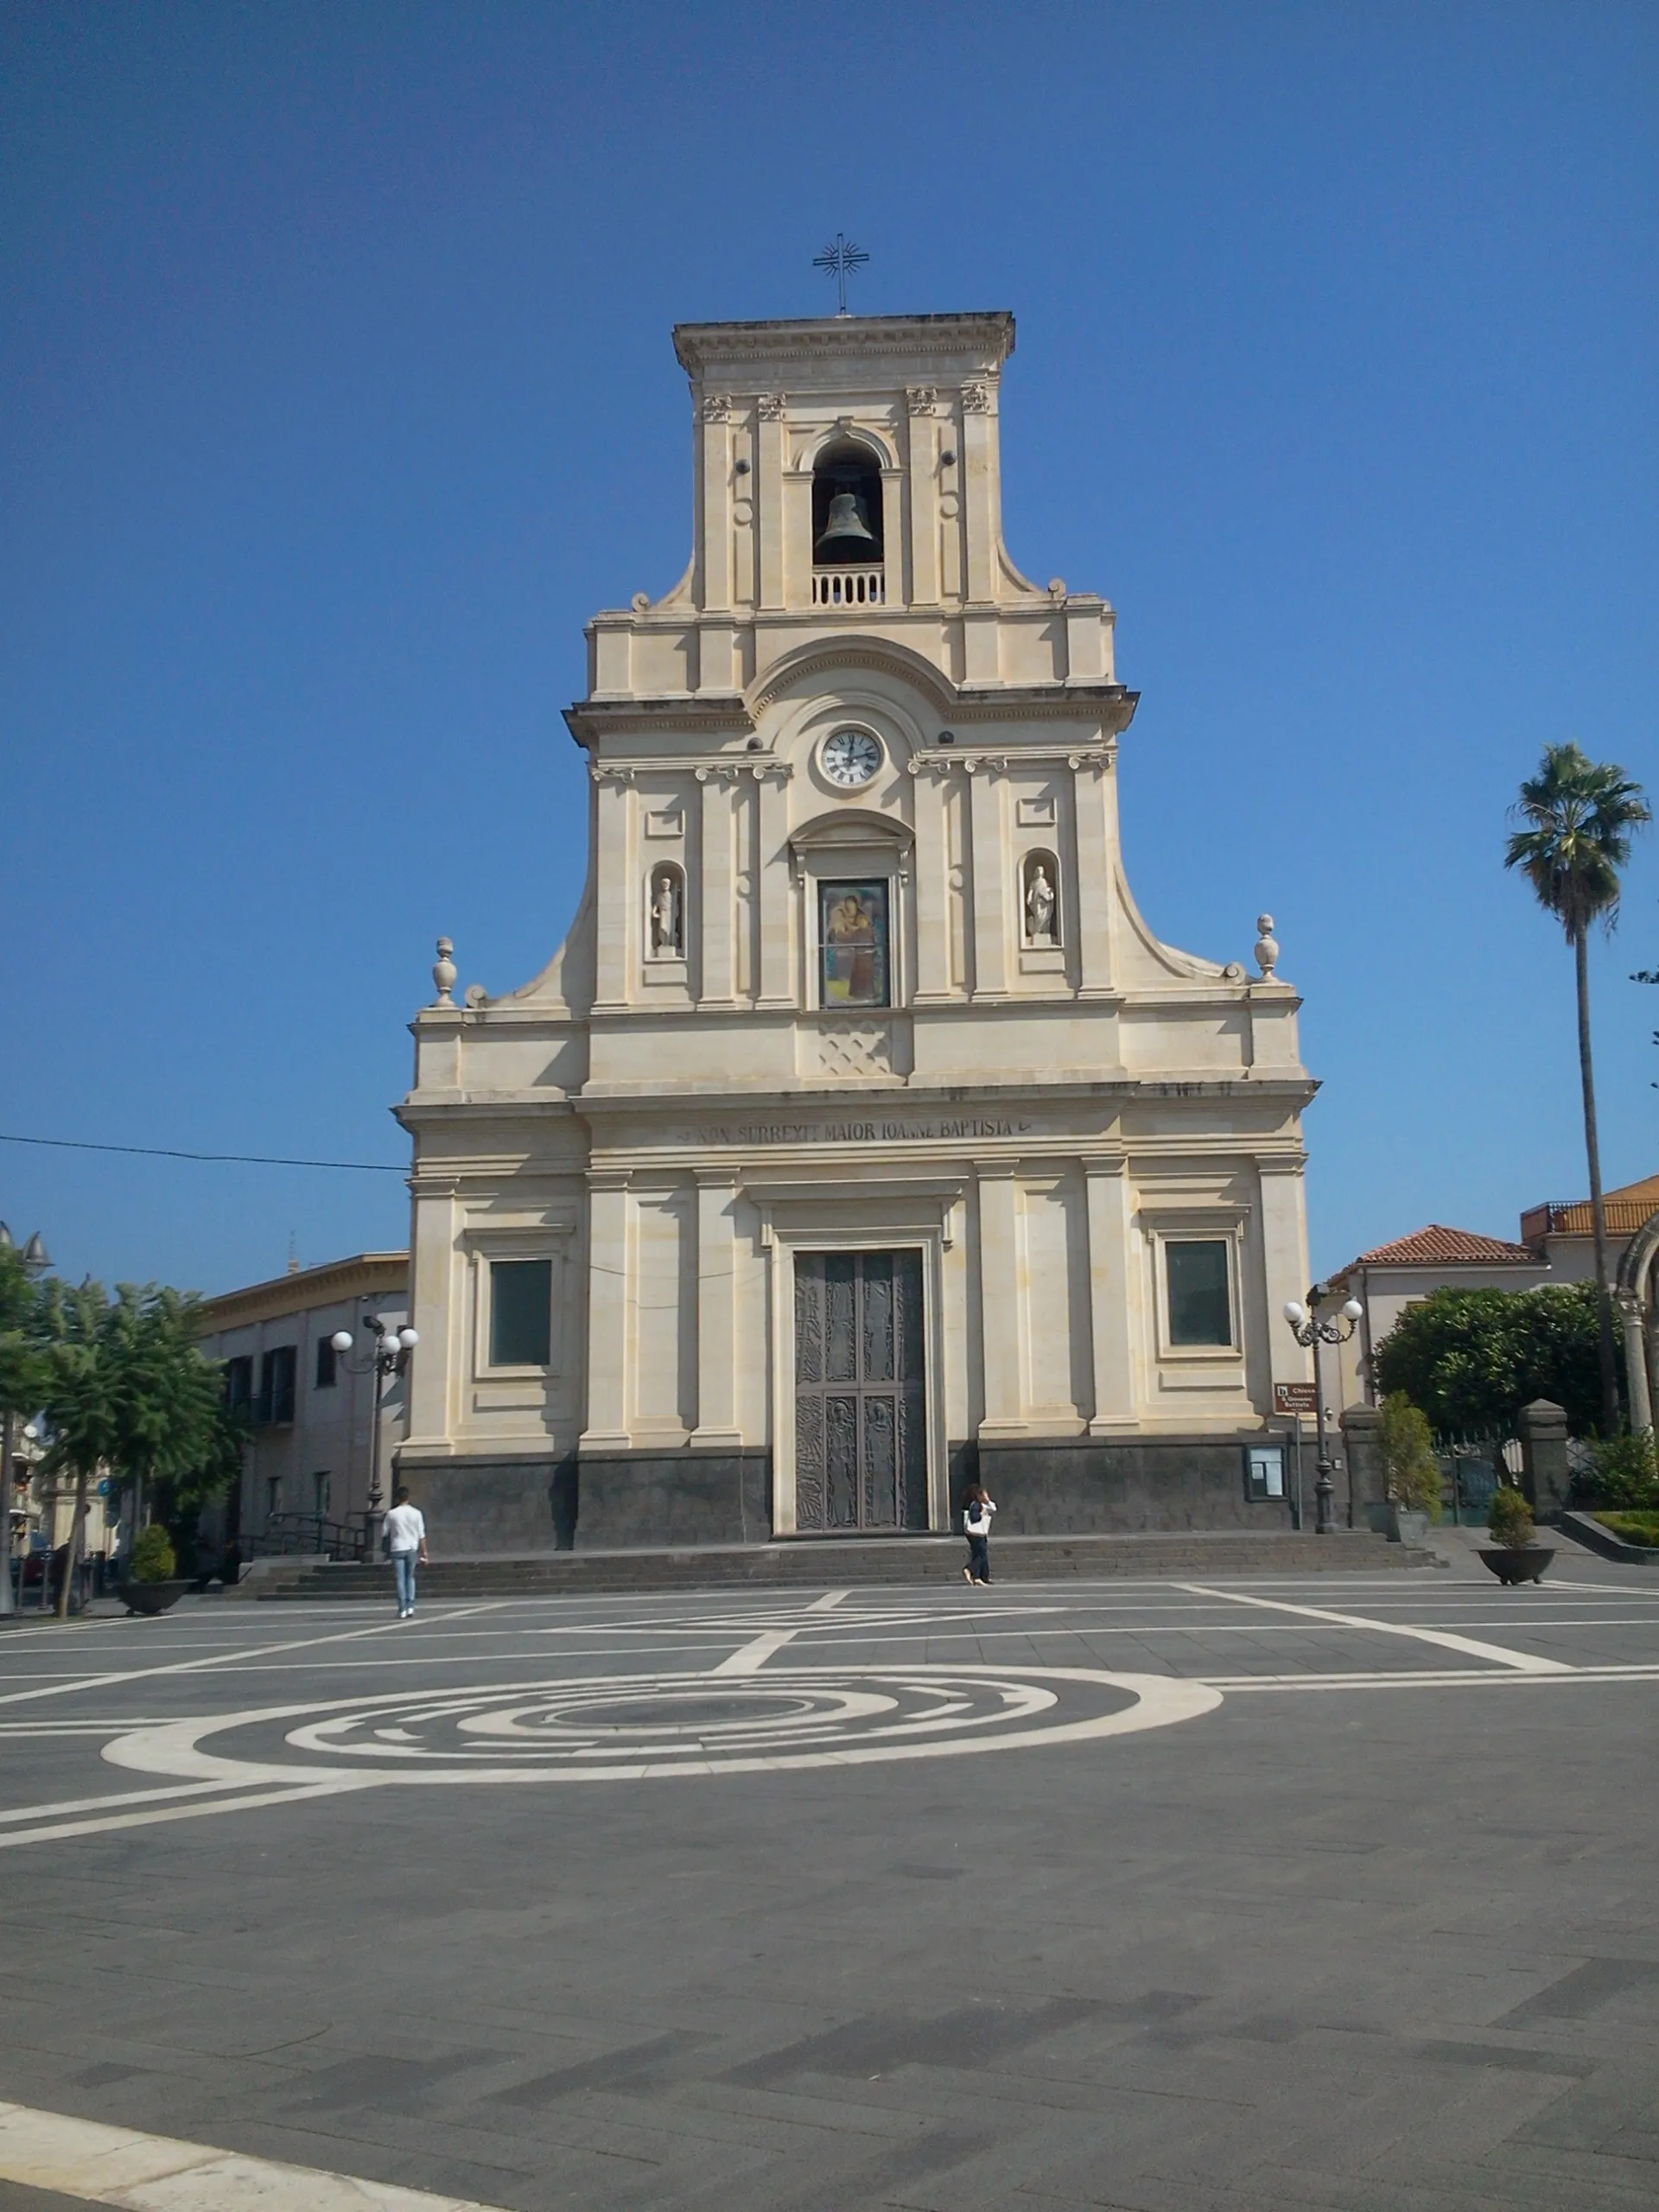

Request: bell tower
left=585, top=312, right=1120, bottom=699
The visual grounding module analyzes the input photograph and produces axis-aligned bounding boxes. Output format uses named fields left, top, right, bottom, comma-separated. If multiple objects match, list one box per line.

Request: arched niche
left=1020, top=849, right=1061, bottom=947
left=645, top=860, right=685, bottom=961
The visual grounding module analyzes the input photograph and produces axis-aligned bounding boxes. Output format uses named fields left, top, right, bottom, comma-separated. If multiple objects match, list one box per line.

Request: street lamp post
left=0, top=1225, right=51, bottom=1619
left=1281, top=1287, right=1363, bottom=1534
left=328, top=1317, right=417, bottom=1561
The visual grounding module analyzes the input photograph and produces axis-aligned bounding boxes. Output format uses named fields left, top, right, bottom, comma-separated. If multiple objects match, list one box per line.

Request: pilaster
left=1085, top=1160, right=1136, bottom=1431
left=696, top=766, right=736, bottom=1006
left=1074, top=757, right=1116, bottom=997
left=1258, top=1157, right=1313, bottom=1400
left=691, top=1170, right=741, bottom=1446
left=911, top=763, right=951, bottom=1001
left=581, top=1173, right=631, bottom=1447
left=755, top=763, right=793, bottom=1006
left=906, top=395, right=940, bottom=607
left=976, top=1167, right=1023, bottom=1436
left=967, top=764, right=1008, bottom=998
left=591, top=771, right=633, bottom=1012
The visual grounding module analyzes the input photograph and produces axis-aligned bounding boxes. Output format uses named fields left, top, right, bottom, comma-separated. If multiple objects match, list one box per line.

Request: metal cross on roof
left=812, top=233, right=869, bottom=316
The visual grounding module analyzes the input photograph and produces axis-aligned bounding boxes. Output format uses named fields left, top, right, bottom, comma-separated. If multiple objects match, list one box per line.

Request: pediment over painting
left=788, top=808, right=914, bottom=861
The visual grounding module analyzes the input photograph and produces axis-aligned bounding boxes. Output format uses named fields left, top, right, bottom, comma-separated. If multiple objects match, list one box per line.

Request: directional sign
left=1273, top=1382, right=1318, bottom=1415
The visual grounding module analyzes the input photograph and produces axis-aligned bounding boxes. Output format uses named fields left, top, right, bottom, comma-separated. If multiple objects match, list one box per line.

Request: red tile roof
left=1336, top=1225, right=1541, bottom=1276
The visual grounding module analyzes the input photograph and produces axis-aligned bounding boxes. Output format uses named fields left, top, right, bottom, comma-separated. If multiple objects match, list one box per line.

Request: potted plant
left=1380, top=1393, right=1440, bottom=1545
left=119, top=1524, right=189, bottom=1616
left=1478, top=1484, right=1554, bottom=1585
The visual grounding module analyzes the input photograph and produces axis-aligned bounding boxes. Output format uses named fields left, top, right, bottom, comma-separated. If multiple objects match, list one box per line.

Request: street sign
left=1274, top=1382, right=1318, bottom=1415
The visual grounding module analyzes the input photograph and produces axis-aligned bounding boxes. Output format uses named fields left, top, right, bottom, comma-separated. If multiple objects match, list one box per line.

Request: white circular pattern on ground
left=104, top=1667, right=1222, bottom=1788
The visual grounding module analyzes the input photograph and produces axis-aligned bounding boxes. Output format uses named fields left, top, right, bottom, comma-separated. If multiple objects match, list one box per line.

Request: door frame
left=761, top=1212, right=950, bottom=1537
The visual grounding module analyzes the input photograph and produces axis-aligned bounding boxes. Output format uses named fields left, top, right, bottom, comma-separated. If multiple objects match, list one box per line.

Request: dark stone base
left=405, top=1435, right=1295, bottom=1555
left=397, top=1459, right=576, bottom=1556
left=955, top=1435, right=1295, bottom=1535
left=575, top=1450, right=772, bottom=1549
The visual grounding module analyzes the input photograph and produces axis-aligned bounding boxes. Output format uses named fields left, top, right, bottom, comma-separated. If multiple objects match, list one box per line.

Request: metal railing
left=811, top=566, right=886, bottom=607
left=250, top=1512, right=362, bottom=1560
left=1520, top=1199, right=1657, bottom=1243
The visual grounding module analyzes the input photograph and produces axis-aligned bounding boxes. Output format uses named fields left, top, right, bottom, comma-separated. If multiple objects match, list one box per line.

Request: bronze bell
left=815, top=489, right=876, bottom=560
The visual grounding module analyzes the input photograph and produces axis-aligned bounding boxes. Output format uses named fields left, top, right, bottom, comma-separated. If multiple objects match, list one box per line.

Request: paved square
left=2, top=1552, right=1657, bottom=2210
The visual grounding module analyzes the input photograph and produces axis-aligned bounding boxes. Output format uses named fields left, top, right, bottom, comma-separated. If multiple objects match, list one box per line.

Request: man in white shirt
left=383, top=1487, right=428, bottom=1619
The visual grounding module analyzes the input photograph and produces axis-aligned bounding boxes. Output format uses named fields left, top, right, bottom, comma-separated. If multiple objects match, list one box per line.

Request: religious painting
left=819, top=880, right=889, bottom=1008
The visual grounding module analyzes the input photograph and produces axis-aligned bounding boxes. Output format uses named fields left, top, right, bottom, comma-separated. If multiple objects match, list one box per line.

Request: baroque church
left=396, top=310, right=1318, bottom=1552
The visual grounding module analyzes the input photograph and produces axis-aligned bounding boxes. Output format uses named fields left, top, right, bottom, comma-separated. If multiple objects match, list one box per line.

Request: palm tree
left=1506, top=741, right=1650, bottom=1434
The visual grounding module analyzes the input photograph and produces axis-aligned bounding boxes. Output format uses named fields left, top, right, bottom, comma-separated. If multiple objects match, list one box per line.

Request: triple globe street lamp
left=327, top=1316, right=418, bottom=1559
left=1281, top=1289, right=1363, bottom=1535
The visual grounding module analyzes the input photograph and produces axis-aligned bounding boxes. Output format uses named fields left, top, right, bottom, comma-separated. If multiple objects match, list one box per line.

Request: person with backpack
left=962, top=1485, right=996, bottom=1586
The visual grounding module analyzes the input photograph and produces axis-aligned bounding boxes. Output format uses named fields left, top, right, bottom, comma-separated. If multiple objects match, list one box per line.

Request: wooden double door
left=793, top=1250, right=928, bottom=1534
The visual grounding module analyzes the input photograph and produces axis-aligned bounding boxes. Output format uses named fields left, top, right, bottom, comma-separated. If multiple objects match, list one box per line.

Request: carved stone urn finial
left=1253, top=914, right=1279, bottom=981
left=433, top=936, right=457, bottom=1007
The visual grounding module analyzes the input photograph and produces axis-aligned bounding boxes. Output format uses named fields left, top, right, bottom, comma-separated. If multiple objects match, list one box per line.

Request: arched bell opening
left=811, top=440, right=885, bottom=606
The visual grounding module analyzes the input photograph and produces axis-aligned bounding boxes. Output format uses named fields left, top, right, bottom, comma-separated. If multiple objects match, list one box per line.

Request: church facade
left=396, top=311, right=1318, bottom=1553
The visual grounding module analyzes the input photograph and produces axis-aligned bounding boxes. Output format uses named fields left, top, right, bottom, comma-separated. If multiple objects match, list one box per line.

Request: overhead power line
left=0, top=1132, right=406, bottom=1173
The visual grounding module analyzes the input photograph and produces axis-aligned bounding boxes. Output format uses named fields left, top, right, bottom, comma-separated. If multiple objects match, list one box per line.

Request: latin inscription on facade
left=669, top=1116, right=1034, bottom=1147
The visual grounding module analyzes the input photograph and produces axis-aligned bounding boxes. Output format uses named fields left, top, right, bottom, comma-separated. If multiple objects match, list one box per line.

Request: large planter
left=1478, top=1547, right=1555, bottom=1586
left=120, top=1579, right=189, bottom=1616
left=1390, top=1507, right=1432, bottom=1546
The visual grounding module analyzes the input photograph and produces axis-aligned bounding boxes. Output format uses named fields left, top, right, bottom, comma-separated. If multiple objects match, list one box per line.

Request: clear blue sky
left=3, top=1, right=1655, bottom=1298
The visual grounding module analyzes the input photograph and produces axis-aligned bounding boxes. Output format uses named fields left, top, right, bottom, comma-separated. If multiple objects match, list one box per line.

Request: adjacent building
left=396, top=308, right=1320, bottom=1553
left=195, top=1253, right=409, bottom=1552
left=1322, top=1170, right=1659, bottom=1417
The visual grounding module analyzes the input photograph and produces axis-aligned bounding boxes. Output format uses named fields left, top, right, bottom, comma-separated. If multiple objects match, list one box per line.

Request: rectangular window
left=225, top=1356, right=253, bottom=1413
left=1165, top=1239, right=1233, bottom=1347
left=819, top=880, right=889, bottom=1009
left=265, top=1477, right=282, bottom=1519
left=315, top=1335, right=338, bottom=1389
left=490, top=1260, right=552, bottom=1368
left=313, top=1471, right=331, bottom=1518
left=257, top=1345, right=297, bottom=1427
left=1245, top=1444, right=1286, bottom=1501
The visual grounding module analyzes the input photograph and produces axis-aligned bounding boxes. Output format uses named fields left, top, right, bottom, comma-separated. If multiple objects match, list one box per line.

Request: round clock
left=820, top=728, right=883, bottom=790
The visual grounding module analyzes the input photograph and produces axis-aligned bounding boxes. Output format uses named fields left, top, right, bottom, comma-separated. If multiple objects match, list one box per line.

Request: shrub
left=1379, top=1393, right=1441, bottom=1516
left=1573, top=1429, right=1659, bottom=1512
left=1594, top=1511, right=1659, bottom=1549
left=1488, top=1484, right=1535, bottom=1550
left=127, top=1524, right=177, bottom=1583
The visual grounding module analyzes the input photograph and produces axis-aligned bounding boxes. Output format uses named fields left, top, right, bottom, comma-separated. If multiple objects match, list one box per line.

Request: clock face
left=821, top=728, right=883, bottom=789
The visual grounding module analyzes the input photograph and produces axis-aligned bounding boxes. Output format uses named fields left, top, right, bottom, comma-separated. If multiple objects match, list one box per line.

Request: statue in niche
left=1025, top=861, right=1057, bottom=945
left=650, top=869, right=683, bottom=957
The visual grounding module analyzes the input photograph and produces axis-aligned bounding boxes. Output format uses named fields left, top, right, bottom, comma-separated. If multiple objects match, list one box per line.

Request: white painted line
left=712, top=1629, right=802, bottom=1675
left=0, top=1780, right=274, bottom=1827
left=807, top=1589, right=850, bottom=1610
left=0, top=1608, right=503, bottom=1713
left=0, top=2095, right=504, bottom=2207
left=1175, top=1583, right=1575, bottom=1673
left=0, top=1779, right=374, bottom=1853
left=1207, top=1664, right=1659, bottom=1692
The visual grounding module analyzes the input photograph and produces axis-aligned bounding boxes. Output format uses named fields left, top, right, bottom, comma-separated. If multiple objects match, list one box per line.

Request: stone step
left=250, top=1530, right=1427, bottom=1599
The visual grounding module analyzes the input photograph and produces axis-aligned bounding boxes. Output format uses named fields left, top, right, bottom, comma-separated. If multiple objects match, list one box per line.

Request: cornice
left=199, top=1253, right=408, bottom=1334
left=673, top=313, right=1015, bottom=377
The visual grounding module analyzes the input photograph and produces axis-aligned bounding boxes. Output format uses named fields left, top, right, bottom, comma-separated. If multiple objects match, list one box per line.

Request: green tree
left=1374, top=1282, right=1611, bottom=1446
left=38, top=1281, right=234, bottom=1619
left=1504, top=741, right=1650, bottom=1433
left=38, top=1283, right=122, bottom=1619
left=1378, top=1392, right=1440, bottom=1515
left=0, top=1243, right=49, bottom=1601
